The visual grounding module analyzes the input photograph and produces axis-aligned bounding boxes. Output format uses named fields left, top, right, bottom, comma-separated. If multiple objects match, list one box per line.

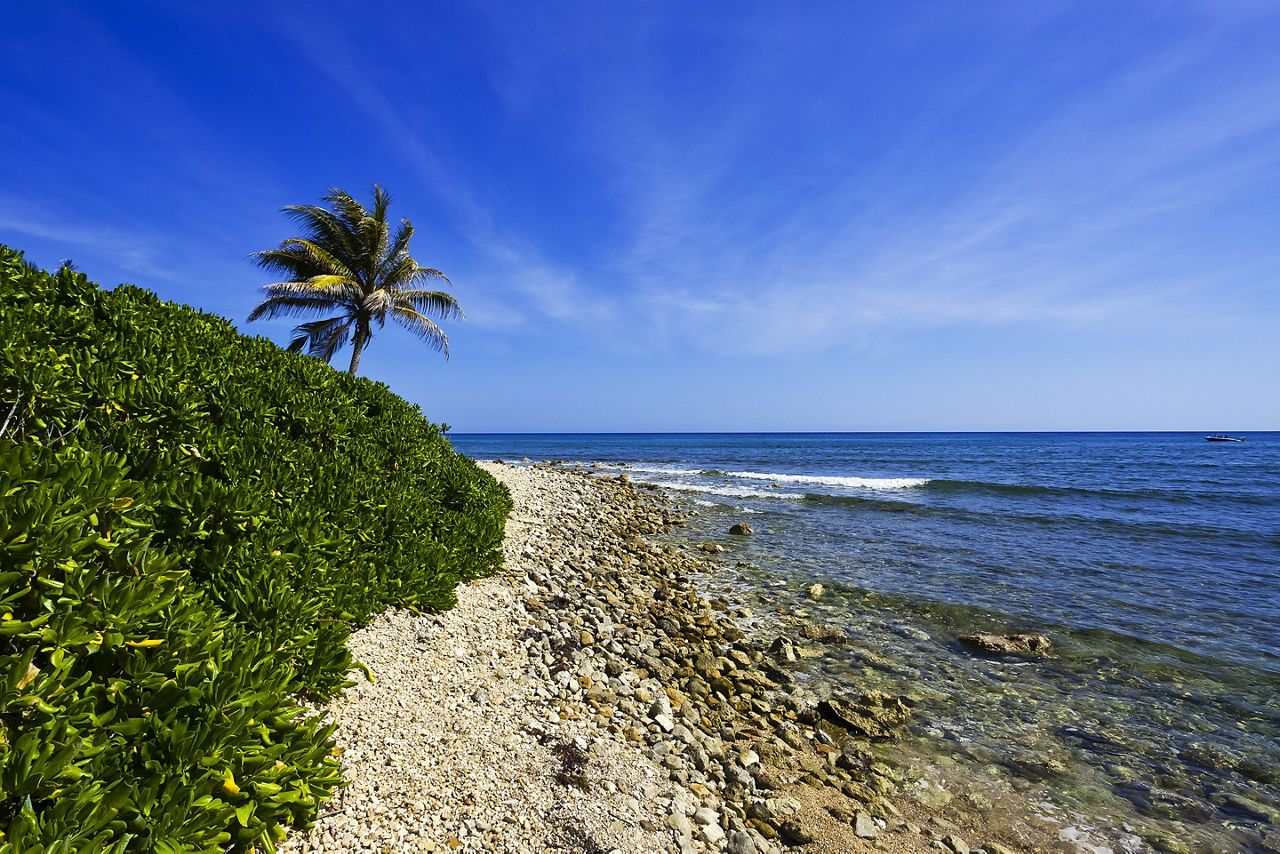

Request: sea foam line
left=723, top=470, right=931, bottom=490
left=623, top=465, right=706, bottom=476
left=648, top=481, right=806, bottom=500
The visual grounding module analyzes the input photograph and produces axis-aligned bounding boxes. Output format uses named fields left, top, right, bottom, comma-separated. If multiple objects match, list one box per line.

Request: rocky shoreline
left=283, top=462, right=1034, bottom=853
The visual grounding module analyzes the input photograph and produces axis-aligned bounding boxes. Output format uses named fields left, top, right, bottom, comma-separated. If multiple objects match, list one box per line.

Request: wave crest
left=724, top=470, right=931, bottom=490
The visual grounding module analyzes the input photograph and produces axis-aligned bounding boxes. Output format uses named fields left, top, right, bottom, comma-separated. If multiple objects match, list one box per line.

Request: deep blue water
left=453, top=432, right=1280, bottom=674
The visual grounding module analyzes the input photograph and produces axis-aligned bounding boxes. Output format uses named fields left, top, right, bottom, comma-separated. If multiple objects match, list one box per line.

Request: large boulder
left=818, top=690, right=911, bottom=739
left=959, top=633, right=1052, bottom=656
left=729, top=522, right=754, bottom=535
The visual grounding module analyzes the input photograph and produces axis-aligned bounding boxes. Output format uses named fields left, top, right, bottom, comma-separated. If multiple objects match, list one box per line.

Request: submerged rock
left=818, top=690, right=911, bottom=739
left=798, top=622, right=848, bottom=645
left=959, top=633, right=1052, bottom=656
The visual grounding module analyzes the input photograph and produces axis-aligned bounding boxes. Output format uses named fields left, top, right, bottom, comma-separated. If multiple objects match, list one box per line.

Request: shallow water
left=453, top=433, right=1280, bottom=852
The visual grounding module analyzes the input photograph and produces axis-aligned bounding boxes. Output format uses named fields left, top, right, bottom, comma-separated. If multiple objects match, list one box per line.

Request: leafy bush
left=0, top=245, right=511, bottom=851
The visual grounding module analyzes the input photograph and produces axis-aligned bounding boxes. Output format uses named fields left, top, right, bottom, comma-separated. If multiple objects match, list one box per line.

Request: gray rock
left=700, top=822, right=726, bottom=845
left=693, top=807, right=719, bottom=827
left=726, top=830, right=758, bottom=854
left=666, top=812, right=694, bottom=838
left=854, top=812, right=878, bottom=839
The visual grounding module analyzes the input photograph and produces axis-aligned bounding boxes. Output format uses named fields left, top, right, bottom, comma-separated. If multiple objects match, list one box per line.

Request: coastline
left=284, top=462, right=1043, bottom=853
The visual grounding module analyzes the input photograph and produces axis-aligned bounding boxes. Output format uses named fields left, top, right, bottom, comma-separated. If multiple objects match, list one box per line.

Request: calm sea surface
left=451, top=433, right=1280, bottom=852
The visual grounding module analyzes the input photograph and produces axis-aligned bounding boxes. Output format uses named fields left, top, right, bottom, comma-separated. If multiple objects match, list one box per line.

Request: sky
left=3, top=1, right=1278, bottom=432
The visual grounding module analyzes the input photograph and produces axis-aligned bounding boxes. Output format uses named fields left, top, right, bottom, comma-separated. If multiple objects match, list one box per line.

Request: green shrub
left=0, top=245, right=511, bottom=851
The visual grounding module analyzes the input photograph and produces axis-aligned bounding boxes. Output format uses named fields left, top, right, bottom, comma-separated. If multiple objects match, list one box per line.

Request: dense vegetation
left=0, top=244, right=511, bottom=851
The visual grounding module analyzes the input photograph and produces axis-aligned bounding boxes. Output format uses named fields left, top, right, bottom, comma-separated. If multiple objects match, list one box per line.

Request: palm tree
left=248, top=185, right=462, bottom=376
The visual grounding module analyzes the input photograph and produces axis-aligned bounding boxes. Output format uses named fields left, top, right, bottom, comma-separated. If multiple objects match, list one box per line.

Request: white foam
left=648, top=481, right=806, bottom=500
left=723, top=470, right=930, bottom=490
left=623, top=464, right=706, bottom=476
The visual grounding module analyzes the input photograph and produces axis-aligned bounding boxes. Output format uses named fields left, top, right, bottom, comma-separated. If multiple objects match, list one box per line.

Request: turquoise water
left=452, top=433, right=1280, bottom=851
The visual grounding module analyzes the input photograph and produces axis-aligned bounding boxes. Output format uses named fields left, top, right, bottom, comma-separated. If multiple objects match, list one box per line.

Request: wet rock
left=1117, top=781, right=1211, bottom=822
left=818, top=690, right=912, bottom=739
left=700, top=542, right=725, bottom=554
left=729, top=522, right=754, bottom=536
left=959, top=633, right=1052, bottom=656
left=768, top=637, right=797, bottom=663
left=1220, top=793, right=1279, bottom=823
left=1177, top=741, right=1237, bottom=772
left=836, top=738, right=874, bottom=772
left=798, top=622, right=848, bottom=644
left=806, top=583, right=825, bottom=600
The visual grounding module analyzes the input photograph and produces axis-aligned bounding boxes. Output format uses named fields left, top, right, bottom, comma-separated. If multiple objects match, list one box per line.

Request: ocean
left=450, top=432, right=1280, bottom=852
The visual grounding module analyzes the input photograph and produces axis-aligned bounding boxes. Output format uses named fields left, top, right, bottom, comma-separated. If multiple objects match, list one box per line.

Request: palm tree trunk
left=348, top=324, right=369, bottom=375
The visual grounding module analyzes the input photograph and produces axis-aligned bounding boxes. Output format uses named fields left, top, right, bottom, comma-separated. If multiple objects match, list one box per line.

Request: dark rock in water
left=768, top=637, right=797, bottom=662
left=1057, top=726, right=1130, bottom=756
left=1219, top=793, right=1279, bottom=823
left=959, top=633, right=1052, bottom=655
left=1177, top=741, right=1238, bottom=772
left=798, top=622, right=848, bottom=645
left=729, top=522, right=754, bottom=536
left=1116, top=781, right=1212, bottom=823
left=818, top=690, right=911, bottom=739
left=836, top=737, right=874, bottom=772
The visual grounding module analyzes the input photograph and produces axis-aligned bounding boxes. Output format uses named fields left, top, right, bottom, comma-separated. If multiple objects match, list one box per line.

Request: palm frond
left=247, top=293, right=353, bottom=322
left=323, top=188, right=368, bottom=234
left=256, top=279, right=363, bottom=309
left=281, top=204, right=357, bottom=262
left=289, top=316, right=354, bottom=363
left=390, top=306, right=450, bottom=357
left=397, top=288, right=464, bottom=320
left=278, top=238, right=356, bottom=279
left=379, top=219, right=414, bottom=275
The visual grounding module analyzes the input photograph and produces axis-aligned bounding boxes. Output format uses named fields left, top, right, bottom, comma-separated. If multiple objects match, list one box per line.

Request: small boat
left=1205, top=434, right=1245, bottom=442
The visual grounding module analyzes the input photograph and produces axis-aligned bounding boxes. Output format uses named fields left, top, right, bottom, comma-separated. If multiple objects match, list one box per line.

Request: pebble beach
left=283, top=462, right=1055, bottom=854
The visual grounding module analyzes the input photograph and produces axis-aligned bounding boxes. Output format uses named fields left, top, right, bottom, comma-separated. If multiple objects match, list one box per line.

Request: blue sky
left=3, top=2, right=1278, bottom=431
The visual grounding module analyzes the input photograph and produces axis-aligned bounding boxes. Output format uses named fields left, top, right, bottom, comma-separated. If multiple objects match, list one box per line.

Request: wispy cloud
left=578, top=9, right=1280, bottom=356
left=0, top=199, right=169, bottom=280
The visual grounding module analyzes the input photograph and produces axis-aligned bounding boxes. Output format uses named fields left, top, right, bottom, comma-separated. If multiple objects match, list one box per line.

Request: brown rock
left=959, top=633, right=1052, bottom=656
left=818, top=690, right=911, bottom=739
left=798, top=622, right=848, bottom=644
left=729, top=522, right=754, bottom=535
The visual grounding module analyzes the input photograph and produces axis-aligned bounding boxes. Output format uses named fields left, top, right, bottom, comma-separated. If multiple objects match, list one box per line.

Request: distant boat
left=1205, top=434, right=1245, bottom=442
